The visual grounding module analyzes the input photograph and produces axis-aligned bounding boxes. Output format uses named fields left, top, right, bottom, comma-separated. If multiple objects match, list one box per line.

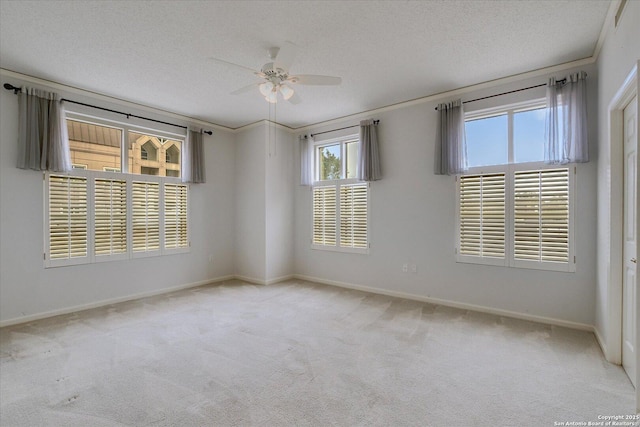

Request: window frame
left=44, top=113, right=190, bottom=268
left=456, top=100, right=576, bottom=272
left=313, top=135, right=359, bottom=182
left=65, top=111, right=185, bottom=177
left=465, top=98, right=547, bottom=167
left=310, top=134, right=370, bottom=254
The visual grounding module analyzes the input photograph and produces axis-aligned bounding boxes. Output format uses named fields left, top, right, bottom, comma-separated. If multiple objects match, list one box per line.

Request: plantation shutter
left=459, top=173, right=505, bottom=258
left=94, top=178, right=127, bottom=256
left=514, top=168, right=569, bottom=263
left=312, top=185, right=337, bottom=246
left=340, top=183, right=368, bottom=248
left=164, top=183, right=188, bottom=249
left=48, top=175, right=88, bottom=260
left=132, top=181, right=160, bottom=252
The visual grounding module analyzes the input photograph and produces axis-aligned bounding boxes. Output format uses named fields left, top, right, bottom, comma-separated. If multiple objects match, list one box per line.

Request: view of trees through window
left=317, top=139, right=359, bottom=181
left=319, top=144, right=341, bottom=180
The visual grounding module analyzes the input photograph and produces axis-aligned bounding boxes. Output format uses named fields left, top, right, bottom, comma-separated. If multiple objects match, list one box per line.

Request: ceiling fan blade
left=287, top=92, right=302, bottom=105
left=273, top=41, right=297, bottom=72
left=287, top=75, right=342, bottom=86
left=208, top=56, right=264, bottom=77
left=230, top=82, right=260, bottom=95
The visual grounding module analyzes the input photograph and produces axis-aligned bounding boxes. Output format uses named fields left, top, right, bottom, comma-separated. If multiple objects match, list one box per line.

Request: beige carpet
left=0, top=279, right=635, bottom=426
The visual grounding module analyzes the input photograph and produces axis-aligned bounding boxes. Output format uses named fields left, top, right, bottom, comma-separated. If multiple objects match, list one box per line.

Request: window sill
left=311, top=244, right=369, bottom=255
left=456, top=256, right=575, bottom=273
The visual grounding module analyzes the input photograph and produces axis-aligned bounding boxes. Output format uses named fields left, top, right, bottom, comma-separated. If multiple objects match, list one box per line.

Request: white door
left=623, top=95, right=637, bottom=388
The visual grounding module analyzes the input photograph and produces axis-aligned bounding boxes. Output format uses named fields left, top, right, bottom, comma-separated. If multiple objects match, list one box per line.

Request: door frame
left=605, top=62, right=638, bottom=398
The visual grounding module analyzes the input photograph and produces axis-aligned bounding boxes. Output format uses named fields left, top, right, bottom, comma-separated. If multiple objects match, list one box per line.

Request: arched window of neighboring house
left=165, top=145, right=180, bottom=164
left=141, top=141, right=157, bottom=161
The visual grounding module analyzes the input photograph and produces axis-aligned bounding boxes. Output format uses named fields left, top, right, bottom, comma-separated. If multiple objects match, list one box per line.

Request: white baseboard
left=265, top=274, right=295, bottom=285
left=593, top=327, right=610, bottom=361
left=0, top=275, right=235, bottom=328
left=294, top=274, right=594, bottom=332
left=233, top=274, right=295, bottom=286
left=234, top=274, right=267, bottom=285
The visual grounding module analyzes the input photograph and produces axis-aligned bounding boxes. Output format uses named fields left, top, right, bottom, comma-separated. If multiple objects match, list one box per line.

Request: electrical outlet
left=402, top=263, right=408, bottom=273
left=411, top=264, right=417, bottom=274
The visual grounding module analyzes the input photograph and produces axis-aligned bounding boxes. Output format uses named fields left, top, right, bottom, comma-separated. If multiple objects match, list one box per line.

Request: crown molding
left=592, top=0, right=621, bottom=61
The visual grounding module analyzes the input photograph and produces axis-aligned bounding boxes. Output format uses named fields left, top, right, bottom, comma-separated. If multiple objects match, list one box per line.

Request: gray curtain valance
left=300, top=135, right=313, bottom=186
left=17, top=87, right=71, bottom=172
left=357, top=119, right=381, bottom=181
left=435, top=99, right=467, bottom=175
left=182, top=129, right=206, bottom=183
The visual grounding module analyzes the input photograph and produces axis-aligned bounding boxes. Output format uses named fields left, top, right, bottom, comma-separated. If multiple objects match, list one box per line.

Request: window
left=94, top=178, right=127, bottom=259
left=47, top=175, right=88, bottom=264
left=316, top=138, right=359, bottom=181
left=45, top=115, right=189, bottom=267
left=513, top=169, right=570, bottom=265
left=68, top=120, right=122, bottom=172
left=456, top=100, right=575, bottom=272
left=311, top=136, right=369, bottom=253
left=164, top=183, right=189, bottom=250
left=132, top=181, right=160, bottom=254
left=458, top=173, right=506, bottom=262
left=166, top=145, right=180, bottom=164
left=129, top=133, right=181, bottom=178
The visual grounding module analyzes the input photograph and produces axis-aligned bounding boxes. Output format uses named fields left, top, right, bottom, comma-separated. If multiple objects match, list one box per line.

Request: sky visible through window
left=465, top=107, right=545, bottom=167
left=514, top=108, right=545, bottom=163
left=466, top=114, right=507, bottom=167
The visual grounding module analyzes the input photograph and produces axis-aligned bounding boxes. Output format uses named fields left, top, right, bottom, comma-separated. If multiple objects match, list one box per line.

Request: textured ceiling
left=0, top=0, right=611, bottom=129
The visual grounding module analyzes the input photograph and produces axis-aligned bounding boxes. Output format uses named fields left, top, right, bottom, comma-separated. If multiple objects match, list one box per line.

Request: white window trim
left=45, top=112, right=190, bottom=268
left=43, top=173, right=90, bottom=268
left=65, top=111, right=185, bottom=175
left=311, top=178, right=370, bottom=255
left=465, top=98, right=546, bottom=167
left=312, top=135, right=359, bottom=183
left=456, top=99, right=576, bottom=272
left=456, top=162, right=576, bottom=273
left=44, top=170, right=189, bottom=268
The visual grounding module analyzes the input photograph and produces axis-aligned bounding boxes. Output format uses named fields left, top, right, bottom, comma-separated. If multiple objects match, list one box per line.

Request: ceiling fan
left=210, top=42, right=342, bottom=104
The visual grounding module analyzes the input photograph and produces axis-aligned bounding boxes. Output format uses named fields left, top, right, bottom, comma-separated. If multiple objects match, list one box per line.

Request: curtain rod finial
left=3, top=83, right=21, bottom=94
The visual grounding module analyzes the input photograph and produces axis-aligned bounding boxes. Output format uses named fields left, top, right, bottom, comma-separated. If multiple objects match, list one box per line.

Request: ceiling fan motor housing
left=261, top=62, right=288, bottom=83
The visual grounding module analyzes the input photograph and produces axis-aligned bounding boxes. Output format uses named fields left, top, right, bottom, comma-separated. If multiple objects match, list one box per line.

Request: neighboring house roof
left=67, top=121, right=179, bottom=147
left=67, top=120, right=121, bottom=147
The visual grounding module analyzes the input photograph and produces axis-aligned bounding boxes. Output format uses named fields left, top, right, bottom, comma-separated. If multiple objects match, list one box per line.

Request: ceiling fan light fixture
left=280, top=84, right=294, bottom=100
left=259, top=82, right=274, bottom=97
left=265, top=91, right=278, bottom=104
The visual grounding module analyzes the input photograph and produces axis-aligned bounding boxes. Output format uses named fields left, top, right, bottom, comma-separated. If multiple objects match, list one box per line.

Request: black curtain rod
left=434, top=83, right=549, bottom=111
left=434, top=76, right=577, bottom=111
left=3, top=83, right=213, bottom=135
left=309, top=120, right=379, bottom=138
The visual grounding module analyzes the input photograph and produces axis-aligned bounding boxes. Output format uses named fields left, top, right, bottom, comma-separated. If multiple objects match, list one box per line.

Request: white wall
left=294, top=63, right=599, bottom=327
left=235, top=122, right=294, bottom=283
left=234, top=124, right=267, bottom=282
left=265, top=125, right=294, bottom=282
left=0, top=74, right=236, bottom=325
left=594, top=1, right=640, bottom=355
